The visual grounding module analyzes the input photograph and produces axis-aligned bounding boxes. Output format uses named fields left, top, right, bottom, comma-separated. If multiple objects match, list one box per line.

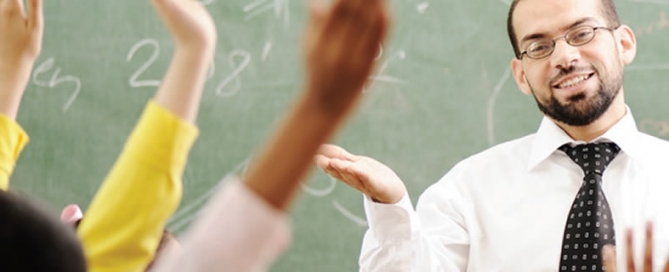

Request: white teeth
left=558, top=75, right=589, bottom=89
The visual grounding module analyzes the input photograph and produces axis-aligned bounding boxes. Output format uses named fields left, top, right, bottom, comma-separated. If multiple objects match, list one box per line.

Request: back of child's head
left=0, top=190, right=87, bottom=272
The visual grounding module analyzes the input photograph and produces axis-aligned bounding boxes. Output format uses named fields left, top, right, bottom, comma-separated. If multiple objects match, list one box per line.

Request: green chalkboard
left=9, top=0, right=669, bottom=271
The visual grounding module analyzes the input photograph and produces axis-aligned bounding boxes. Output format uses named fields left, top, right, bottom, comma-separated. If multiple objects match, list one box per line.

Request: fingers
left=27, top=0, right=42, bottom=32
left=603, top=245, right=618, bottom=272
left=307, top=0, right=327, bottom=27
left=318, top=0, right=388, bottom=60
left=317, top=144, right=357, bottom=161
left=330, top=158, right=365, bottom=186
left=315, top=154, right=346, bottom=181
left=627, top=228, right=636, bottom=272
left=0, top=0, right=23, bottom=17
left=331, top=0, right=388, bottom=54
left=9, top=0, right=24, bottom=14
left=643, top=222, right=653, bottom=272
left=336, top=160, right=364, bottom=183
left=664, top=244, right=669, bottom=272
left=314, top=154, right=330, bottom=169
left=60, top=204, right=83, bottom=226
left=349, top=0, right=389, bottom=57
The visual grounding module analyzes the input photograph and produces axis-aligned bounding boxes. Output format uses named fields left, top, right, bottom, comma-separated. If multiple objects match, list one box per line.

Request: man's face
left=510, top=0, right=630, bottom=126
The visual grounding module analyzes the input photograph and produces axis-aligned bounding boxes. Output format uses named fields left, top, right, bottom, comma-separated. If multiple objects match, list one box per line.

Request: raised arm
left=0, top=0, right=43, bottom=190
left=245, top=0, right=390, bottom=210
left=76, top=0, right=215, bottom=271
left=151, top=0, right=391, bottom=270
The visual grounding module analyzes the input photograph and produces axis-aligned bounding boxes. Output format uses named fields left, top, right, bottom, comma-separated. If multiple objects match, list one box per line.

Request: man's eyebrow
left=519, top=17, right=599, bottom=45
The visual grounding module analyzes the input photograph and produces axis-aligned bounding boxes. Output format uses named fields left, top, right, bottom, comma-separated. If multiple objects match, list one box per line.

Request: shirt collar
left=527, top=106, right=640, bottom=171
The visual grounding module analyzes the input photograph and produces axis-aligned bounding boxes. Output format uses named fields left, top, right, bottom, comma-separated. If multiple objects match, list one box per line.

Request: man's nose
left=550, top=39, right=581, bottom=70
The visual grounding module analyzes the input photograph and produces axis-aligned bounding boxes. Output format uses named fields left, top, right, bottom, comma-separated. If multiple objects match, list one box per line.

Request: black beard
left=530, top=67, right=623, bottom=127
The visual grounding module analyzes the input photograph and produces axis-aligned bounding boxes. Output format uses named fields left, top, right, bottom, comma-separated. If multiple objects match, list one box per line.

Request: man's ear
left=615, top=25, right=637, bottom=65
left=512, top=58, right=532, bottom=95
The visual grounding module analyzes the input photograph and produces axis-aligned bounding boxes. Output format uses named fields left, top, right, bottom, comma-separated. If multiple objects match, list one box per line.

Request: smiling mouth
left=553, top=73, right=595, bottom=89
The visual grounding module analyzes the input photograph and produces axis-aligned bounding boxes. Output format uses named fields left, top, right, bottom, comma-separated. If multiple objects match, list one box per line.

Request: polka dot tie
left=558, top=142, right=620, bottom=272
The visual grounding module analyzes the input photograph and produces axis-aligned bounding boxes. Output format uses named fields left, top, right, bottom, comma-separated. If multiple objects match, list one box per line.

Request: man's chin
left=560, top=90, right=588, bottom=103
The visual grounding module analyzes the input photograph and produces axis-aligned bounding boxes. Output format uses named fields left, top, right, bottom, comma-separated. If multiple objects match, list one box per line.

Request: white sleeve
left=359, top=178, right=469, bottom=272
left=154, top=176, right=291, bottom=272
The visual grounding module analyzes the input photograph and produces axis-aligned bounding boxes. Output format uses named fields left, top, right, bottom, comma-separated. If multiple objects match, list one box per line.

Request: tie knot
left=559, top=142, right=620, bottom=176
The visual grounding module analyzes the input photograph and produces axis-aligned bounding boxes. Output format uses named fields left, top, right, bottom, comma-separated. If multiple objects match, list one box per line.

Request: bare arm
left=0, top=0, right=43, bottom=189
left=150, top=0, right=390, bottom=270
left=0, top=0, right=43, bottom=120
left=150, top=0, right=216, bottom=123
left=244, top=0, right=391, bottom=211
left=77, top=0, right=216, bottom=271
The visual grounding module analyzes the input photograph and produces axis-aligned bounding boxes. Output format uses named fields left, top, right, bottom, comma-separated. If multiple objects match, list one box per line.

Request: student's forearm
left=244, top=91, right=358, bottom=211
left=0, top=64, right=32, bottom=120
left=153, top=49, right=212, bottom=124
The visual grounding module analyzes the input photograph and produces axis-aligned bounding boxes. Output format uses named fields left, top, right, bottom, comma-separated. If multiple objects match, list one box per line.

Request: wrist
left=0, top=61, right=32, bottom=96
left=299, top=87, right=362, bottom=121
left=174, top=43, right=215, bottom=60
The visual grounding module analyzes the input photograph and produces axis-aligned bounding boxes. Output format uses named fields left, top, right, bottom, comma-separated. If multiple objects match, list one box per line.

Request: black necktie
left=558, top=142, right=620, bottom=272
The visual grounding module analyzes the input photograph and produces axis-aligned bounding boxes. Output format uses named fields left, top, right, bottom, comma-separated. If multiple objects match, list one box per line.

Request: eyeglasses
left=519, top=25, right=616, bottom=60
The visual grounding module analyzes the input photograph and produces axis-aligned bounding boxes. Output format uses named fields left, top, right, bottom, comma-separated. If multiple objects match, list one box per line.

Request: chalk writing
left=127, top=39, right=161, bottom=88
left=262, top=41, right=272, bottom=62
left=302, top=173, right=369, bottom=227
left=243, top=0, right=290, bottom=25
left=32, top=58, right=82, bottom=112
left=215, top=50, right=251, bottom=97
left=366, top=49, right=407, bottom=92
left=417, top=2, right=429, bottom=13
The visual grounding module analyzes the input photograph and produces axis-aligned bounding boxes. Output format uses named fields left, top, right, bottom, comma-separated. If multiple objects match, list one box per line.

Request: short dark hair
left=507, top=0, right=621, bottom=58
left=0, top=190, right=87, bottom=271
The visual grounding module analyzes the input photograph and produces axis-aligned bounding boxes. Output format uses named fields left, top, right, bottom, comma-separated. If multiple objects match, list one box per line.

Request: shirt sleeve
left=0, top=114, right=29, bottom=191
left=152, top=176, right=291, bottom=272
left=77, top=101, right=198, bottom=272
left=359, top=173, right=470, bottom=272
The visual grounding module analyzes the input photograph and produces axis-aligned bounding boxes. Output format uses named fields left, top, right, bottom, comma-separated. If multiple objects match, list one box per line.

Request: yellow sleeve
left=77, top=101, right=198, bottom=272
left=0, top=114, right=29, bottom=191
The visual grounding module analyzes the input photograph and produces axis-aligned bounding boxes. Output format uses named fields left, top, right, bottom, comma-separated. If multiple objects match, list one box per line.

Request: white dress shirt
left=154, top=177, right=291, bottom=272
left=361, top=109, right=669, bottom=272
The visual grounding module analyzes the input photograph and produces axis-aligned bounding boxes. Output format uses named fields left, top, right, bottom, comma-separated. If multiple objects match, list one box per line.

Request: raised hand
left=241, top=0, right=391, bottom=210
left=603, top=222, right=669, bottom=272
left=149, top=0, right=216, bottom=123
left=150, top=0, right=216, bottom=52
left=315, top=144, right=406, bottom=204
left=0, top=0, right=43, bottom=119
left=302, top=0, right=390, bottom=116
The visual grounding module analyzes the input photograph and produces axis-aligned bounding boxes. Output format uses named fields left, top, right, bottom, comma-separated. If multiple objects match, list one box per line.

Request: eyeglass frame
left=518, top=25, right=619, bottom=60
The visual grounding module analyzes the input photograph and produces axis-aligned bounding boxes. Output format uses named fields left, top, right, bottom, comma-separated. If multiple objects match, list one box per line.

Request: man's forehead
left=513, top=0, right=603, bottom=38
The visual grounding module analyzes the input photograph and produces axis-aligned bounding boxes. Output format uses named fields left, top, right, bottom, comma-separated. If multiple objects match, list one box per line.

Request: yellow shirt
left=0, top=113, right=29, bottom=191
left=77, top=101, right=198, bottom=272
left=0, top=101, right=197, bottom=272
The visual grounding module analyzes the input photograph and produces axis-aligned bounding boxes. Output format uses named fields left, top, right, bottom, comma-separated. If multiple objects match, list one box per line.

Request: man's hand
left=603, top=222, right=669, bottom=272
left=302, top=0, right=390, bottom=116
left=315, top=144, right=406, bottom=204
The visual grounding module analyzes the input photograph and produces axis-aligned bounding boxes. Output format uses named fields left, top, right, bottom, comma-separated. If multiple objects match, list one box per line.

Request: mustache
left=549, top=65, right=596, bottom=86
